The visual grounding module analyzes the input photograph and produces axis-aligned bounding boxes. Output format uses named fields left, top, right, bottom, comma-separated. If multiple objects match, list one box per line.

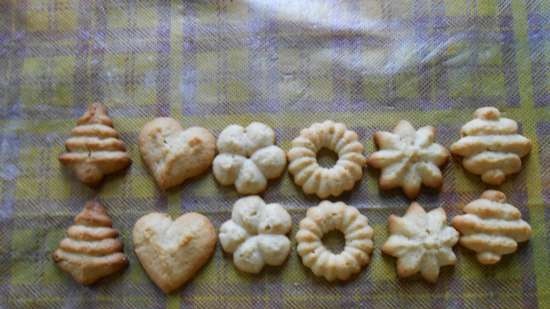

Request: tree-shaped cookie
left=367, top=120, right=449, bottom=199
left=450, top=107, right=531, bottom=185
left=382, top=202, right=459, bottom=282
left=59, top=103, right=131, bottom=186
left=52, top=201, right=128, bottom=285
left=452, top=190, right=532, bottom=264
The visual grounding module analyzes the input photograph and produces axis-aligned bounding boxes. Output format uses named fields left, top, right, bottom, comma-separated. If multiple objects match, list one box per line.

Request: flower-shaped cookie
left=450, top=107, right=531, bottom=185
left=219, top=196, right=292, bottom=273
left=367, top=120, right=449, bottom=199
left=382, top=202, right=459, bottom=283
left=213, top=122, right=287, bottom=194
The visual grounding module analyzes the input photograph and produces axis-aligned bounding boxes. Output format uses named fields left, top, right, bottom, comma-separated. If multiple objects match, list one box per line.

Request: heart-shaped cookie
left=133, top=212, right=217, bottom=293
left=138, top=118, right=216, bottom=189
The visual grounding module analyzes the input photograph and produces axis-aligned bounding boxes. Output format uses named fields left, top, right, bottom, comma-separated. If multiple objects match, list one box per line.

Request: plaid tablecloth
left=1, top=0, right=549, bottom=308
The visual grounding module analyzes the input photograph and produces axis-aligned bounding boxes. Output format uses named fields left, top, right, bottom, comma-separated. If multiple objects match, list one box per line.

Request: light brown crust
left=382, top=202, right=458, bottom=283
left=138, top=118, right=216, bottom=190
left=295, top=201, right=374, bottom=281
left=366, top=120, right=449, bottom=199
left=132, top=212, right=217, bottom=293
left=58, top=103, right=131, bottom=186
left=450, top=107, right=531, bottom=185
left=287, top=120, right=366, bottom=198
left=451, top=190, right=532, bottom=264
left=52, top=201, right=128, bottom=285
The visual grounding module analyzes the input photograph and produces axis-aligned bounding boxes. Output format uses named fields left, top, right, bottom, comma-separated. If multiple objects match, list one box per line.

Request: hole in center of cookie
left=321, top=230, right=345, bottom=254
left=317, top=148, right=338, bottom=168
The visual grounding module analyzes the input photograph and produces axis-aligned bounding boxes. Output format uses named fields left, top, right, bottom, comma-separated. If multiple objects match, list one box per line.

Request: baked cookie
left=133, top=212, right=217, bottom=293
left=139, top=118, right=216, bottom=190
left=367, top=120, right=449, bottom=199
left=219, top=196, right=291, bottom=273
left=288, top=121, right=366, bottom=198
left=52, top=201, right=128, bottom=285
left=450, top=107, right=531, bottom=185
left=59, top=103, right=131, bottom=186
left=213, top=122, right=286, bottom=194
left=451, top=190, right=532, bottom=264
left=382, top=202, right=458, bottom=283
left=296, top=201, right=373, bottom=281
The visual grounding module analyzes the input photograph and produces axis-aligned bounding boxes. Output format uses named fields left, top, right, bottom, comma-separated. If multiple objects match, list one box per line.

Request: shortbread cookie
left=296, top=201, right=373, bottom=281
left=52, top=201, right=128, bottom=285
left=367, top=120, right=449, bottom=199
left=382, top=202, right=458, bottom=283
left=133, top=212, right=217, bottom=293
left=219, top=196, right=291, bottom=273
left=452, top=190, right=532, bottom=264
left=450, top=107, right=531, bottom=185
left=59, top=103, right=131, bottom=186
left=139, top=118, right=216, bottom=190
left=213, top=122, right=286, bottom=194
left=288, top=121, right=366, bottom=198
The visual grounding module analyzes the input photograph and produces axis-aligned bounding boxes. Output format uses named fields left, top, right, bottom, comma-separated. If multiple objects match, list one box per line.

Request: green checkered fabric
left=1, top=0, right=549, bottom=308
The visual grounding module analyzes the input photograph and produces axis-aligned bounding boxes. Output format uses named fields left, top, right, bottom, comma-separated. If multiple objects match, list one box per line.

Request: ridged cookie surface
left=382, top=202, right=458, bottom=283
left=52, top=201, right=128, bottom=285
left=452, top=190, right=532, bottom=264
left=450, top=107, right=531, bottom=185
left=59, top=103, right=131, bottom=186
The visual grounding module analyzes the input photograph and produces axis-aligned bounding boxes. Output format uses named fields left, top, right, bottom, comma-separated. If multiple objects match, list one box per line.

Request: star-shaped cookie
left=367, top=120, right=449, bottom=199
left=382, top=202, right=459, bottom=283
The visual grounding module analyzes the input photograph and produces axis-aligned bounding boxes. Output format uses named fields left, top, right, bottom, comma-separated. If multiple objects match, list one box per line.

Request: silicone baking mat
left=1, top=0, right=549, bottom=308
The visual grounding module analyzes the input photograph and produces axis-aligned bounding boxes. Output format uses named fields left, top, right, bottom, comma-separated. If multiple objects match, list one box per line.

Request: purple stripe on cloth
left=155, top=1, right=171, bottom=117
left=181, top=1, right=199, bottom=116
left=498, top=1, right=521, bottom=107
left=527, top=15, right=549, bottom=107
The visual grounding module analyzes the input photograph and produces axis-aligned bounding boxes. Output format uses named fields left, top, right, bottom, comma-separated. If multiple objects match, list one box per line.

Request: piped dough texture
left=288, top=121, right=366, bottom=198
left=219, top=196, right=292, bottom=273
left=59, top=103, right=131, bottom=186
left=382, top=202, right=459, bottom=283
left=52, top=201, right=128, bottom=285
left=452, top=190, right=532, bottom=264
left=213, top=122, right=286, bottom=194
left=367, top=120, right=449, bottom=199
left=450, top=107, right=531, bottom=185
left=139, top=118, right=216, bottom=190
left=296, top=201, right=374, bottom=281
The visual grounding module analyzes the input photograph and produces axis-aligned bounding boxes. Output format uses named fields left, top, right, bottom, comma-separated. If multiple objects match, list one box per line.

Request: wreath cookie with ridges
left=296, top=201, right=373, bottom=281
left=288, top=121, right=366, bottom=198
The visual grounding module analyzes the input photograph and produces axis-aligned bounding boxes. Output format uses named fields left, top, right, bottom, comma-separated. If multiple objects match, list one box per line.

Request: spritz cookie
left=288, top=121, right=366, bottom=198
left=219, top=196, right=292, bottom=273
left=296, top=201, right=373, bottom=281
left=450, top=107, right=531, bottom=185
left=452, top=190, right=532, bottom=264
left=213, top=122, right=286, bottom=195
left=382, top=202, right=459, bottom=283
left=59, top=103, right=131, bottom=186
left=367, top=120, right=449, bottom=199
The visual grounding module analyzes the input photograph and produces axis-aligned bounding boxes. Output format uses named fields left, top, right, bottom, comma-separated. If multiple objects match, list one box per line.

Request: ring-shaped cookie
left=288, top=121, right=366, bottom=198
left=296, top=201, right=374, bottom=281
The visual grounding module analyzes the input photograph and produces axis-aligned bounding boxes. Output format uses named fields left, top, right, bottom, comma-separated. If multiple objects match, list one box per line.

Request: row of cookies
left=53, top=191, right=532, bottom=291
left=59, top=104, right=532, bottom=199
